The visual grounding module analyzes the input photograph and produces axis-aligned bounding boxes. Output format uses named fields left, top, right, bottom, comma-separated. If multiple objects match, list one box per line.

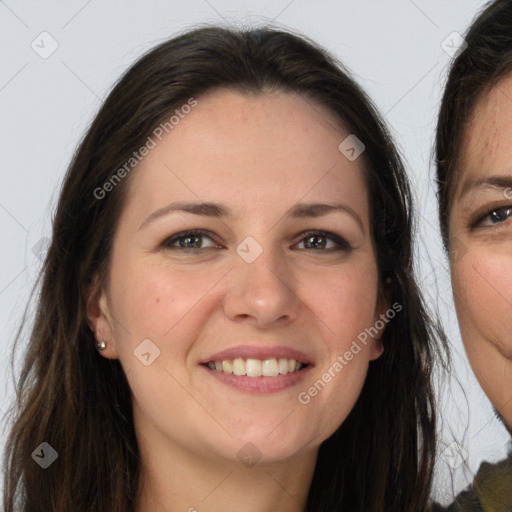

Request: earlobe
left=369, top=277, right=393, bottom=361
left=85, top=274, right=116, bottom=358
left=369, top=338, right=385, bottom=361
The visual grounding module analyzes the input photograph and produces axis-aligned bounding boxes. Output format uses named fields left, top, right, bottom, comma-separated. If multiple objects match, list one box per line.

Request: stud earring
left=96, top=340, right=107, bottom=351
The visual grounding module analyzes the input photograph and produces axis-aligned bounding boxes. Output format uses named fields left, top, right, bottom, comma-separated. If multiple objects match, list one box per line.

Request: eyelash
left=471, top=205, right=512, bottom=229
left=160, top=229, right=352, bottom=253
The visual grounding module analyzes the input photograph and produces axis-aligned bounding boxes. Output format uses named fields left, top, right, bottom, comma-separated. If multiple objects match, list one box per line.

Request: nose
left=222, top=245, right=301, bottom=328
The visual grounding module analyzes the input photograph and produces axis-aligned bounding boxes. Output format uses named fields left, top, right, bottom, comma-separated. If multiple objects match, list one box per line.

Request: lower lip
left=201, top=364, right=312, bottom=394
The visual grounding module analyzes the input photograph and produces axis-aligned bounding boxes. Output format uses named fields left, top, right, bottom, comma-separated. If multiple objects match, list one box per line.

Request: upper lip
left=200, top=345, right=314, bottom=365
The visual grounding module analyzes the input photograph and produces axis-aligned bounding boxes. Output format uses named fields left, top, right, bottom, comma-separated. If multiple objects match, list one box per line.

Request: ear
left=369, top=277, right=393, bottom=361
left=85, top=273, right=118, bottom=359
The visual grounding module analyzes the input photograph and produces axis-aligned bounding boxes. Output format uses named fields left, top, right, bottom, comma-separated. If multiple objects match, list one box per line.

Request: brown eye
left=295, top=230, right=352, bottom=251
left=480, top=206, right=512, bottom=227
left=161, top=230, right=220, bottom=250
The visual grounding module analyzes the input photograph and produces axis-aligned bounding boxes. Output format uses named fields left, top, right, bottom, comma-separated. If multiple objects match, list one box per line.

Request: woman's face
left=449, top=73, right=512, bottom=432
left=89, top=89, right=388, bottom=465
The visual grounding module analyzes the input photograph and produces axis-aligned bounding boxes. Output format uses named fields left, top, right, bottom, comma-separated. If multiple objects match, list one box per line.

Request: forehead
left=125, top=89, right=369, bottom=222
left=457, top=73, right=512, bottom=187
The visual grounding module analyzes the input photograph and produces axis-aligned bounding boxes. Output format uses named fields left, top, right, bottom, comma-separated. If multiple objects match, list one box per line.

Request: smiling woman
left=436, top=0, right=512, bottom=435
left=433, top=1, right=512, bottom=510
left=2, top=25, right=446, bottom=512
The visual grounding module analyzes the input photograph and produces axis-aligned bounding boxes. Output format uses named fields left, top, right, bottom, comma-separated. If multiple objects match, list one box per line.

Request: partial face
left=89, top=89, right=388, bottom=465
left=449, top=73, right=512, bottom=432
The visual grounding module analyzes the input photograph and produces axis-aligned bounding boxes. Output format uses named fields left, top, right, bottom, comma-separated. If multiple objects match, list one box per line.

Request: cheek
left=108, top=257, right=214, bottom=352
left=299, top=262, right=381, bottom=418
left=452, top=250, right=512, bottom=358
left=313, top=264, right=381, bottom=346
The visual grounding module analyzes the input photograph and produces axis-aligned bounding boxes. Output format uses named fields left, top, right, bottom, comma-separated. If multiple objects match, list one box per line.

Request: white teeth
left=232, top=358, right=246, bottom=376
left=222, top=360, right=233, bottom=374
left=262, top=358, right=279, bottom=377
left=246, top=358, right=262, bottom=377
left=206, top=357, right=306, bottom=376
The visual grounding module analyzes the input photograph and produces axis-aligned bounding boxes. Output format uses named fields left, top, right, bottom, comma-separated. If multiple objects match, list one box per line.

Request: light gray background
left=0, top=0, right=509, bottom=504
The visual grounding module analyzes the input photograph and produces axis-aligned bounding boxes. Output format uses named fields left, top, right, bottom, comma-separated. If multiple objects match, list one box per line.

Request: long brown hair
left=2, top=24, right=446, bottom=511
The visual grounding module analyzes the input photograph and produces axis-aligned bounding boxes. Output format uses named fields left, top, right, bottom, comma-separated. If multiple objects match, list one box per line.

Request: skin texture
left=449, top=73, right=512, bottom=434
left=87, top=89, right=389, bottom=511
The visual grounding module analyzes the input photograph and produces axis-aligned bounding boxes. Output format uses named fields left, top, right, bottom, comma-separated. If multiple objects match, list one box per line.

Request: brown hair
left=435, top=0, right=512, bottom=247
left=2, top=24, right=445, bottom=511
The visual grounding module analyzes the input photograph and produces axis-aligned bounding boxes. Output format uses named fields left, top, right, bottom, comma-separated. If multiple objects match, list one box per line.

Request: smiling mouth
left=203, top=357, right=308, bottom=377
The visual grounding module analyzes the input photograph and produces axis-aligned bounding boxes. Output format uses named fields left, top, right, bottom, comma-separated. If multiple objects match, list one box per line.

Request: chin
left=217, top=429, right=315, bottom=466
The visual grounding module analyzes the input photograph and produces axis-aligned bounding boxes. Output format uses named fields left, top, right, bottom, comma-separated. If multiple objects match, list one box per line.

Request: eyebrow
left=458, top=175, right=512, bottom=200
left=139, top=200, right=364, bottom=232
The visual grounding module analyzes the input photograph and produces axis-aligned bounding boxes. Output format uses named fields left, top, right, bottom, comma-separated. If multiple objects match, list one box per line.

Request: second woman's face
left=449, top=73, right=512, bottom=431
left=93, top=89, right=388, bottom=465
